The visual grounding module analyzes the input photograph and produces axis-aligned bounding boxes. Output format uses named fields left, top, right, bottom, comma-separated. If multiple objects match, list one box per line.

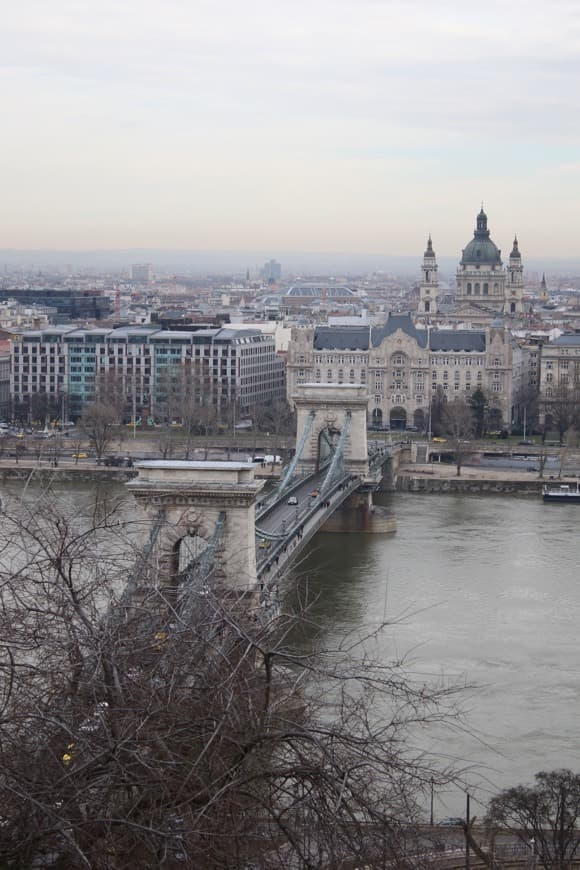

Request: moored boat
left=542, top=482, right=580, bottom=503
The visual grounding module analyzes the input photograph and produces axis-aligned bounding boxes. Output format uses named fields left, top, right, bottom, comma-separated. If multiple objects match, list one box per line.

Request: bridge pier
left=321, top=489, right=397, bottom=534
left=127, top=461, right=265, bottom=590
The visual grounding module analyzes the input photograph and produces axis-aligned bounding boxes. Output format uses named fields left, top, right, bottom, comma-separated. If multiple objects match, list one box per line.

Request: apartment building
left=11, top=326, right=285, bottom=420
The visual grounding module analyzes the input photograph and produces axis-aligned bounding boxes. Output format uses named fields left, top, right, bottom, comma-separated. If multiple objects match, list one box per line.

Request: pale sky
left=2, top=0, right=580, bottom=256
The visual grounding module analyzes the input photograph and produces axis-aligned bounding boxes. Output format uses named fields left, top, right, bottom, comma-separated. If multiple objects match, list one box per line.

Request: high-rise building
left=130, top=263, right=154, bottom=283
left=261, top=259, right=282, bottom=283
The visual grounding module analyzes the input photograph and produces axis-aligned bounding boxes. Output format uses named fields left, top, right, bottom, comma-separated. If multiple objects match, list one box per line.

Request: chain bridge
left=126, top=385, right=398, bottom=606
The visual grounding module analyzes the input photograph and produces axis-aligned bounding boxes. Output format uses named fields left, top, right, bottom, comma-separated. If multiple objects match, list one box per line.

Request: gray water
left=3, top=478, right=580, bottom=820
left=289, top=492, right=580, bottom=819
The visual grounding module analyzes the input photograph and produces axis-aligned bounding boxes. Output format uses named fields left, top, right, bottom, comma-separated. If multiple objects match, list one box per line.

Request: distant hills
left=0, top=248, right=579, bottom=279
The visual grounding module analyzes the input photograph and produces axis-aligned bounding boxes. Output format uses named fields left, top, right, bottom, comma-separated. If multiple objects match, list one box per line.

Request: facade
left=0, top=342, right=10, bottom=419
left=287, top=313, right=523, bottom=429
left=11, top=326, right=285, bottom=420
left=261, top=259, right=282, bottom=282
left=454, top=208, right=524, bottom=315
left=538, top=334, right=580, bottom=429
left=0, top=289, right=111, bottom=323
left=130, top=263, right=154, bottom=283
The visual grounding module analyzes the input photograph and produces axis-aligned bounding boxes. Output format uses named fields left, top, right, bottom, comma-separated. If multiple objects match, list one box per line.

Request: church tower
left=505, top=236, right=524, bottom=315
left=418, top=235, right=439, bottom=316
left=539, top=273, right=549, bottom=304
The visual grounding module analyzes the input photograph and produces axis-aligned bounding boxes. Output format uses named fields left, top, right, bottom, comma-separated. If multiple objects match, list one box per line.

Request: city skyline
left=2, top=0, right=579, bottom=255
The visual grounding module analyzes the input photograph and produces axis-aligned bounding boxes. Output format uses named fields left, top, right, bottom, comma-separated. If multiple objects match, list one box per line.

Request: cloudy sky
left=2, top=0, right=579, bottom=256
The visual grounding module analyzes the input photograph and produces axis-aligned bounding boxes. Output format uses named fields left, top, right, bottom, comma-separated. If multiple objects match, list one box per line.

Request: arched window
left=475, top=283, right=480, bottom=293
left=493, top=283, right=499, bottom=293
left=349, top=368, right=355, bottom=382
left=510, top=302, right=516, bottom=313
left=338, top=368, right=344, bottom=383
left=425, top=270, right=430, bottom=283
left=483, top=283, right=489, bottom=295
left=327, top=369, right=332, bottom=382
left=425, top=300, right=430, bottom=312
left=467, top=282, right=472, bottom=294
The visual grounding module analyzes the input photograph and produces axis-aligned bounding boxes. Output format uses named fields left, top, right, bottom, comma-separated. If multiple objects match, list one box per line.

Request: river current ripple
left=288, top=492, right=580, bottom=818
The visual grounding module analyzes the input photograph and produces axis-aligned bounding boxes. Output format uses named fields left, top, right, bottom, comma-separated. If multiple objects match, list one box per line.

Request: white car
left=287, top=496, right=298, bottom=506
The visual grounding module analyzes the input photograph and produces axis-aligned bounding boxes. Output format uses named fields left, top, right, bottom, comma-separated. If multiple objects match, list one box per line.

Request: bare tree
left=487, top=769, right=580, bottom=869
left=443, top=398, right=475, bottom=476
left=0, top=492, right=467, bottom=869
left=542, top=383, right=580, bottom=443
left=79, top=401, right=118, bottom=459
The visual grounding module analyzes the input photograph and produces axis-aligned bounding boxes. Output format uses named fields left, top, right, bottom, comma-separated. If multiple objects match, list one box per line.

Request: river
left=3, top=478, right=579, bottom=821
left=288, top=490, right=580, bottom=820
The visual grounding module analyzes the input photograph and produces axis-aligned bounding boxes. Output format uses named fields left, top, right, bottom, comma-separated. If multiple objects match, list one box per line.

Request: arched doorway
left=413, top=409, right=425, bottom=431
left=389, top=406, right=407, bottom=431
left=371, top=407, right=383, bottom=428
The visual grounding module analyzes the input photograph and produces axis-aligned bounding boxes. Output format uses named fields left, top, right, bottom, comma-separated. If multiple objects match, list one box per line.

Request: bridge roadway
left=254, top=443, right=391, bottom=583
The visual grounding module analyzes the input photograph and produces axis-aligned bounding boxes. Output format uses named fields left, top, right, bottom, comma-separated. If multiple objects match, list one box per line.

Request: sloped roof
left=550, top=334, right=580, bottom=346
left=430, top=330, right=486, bottom=352
left=371, top=313, right=428, bottom=348
left=313, top=325, right=370, bottom=350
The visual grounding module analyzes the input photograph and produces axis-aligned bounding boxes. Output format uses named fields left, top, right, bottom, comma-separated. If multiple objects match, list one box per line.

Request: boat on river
left=542, top=482, right=580, bottom=503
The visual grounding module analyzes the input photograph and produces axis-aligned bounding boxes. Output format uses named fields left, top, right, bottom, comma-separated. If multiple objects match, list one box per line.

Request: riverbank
left=396, top=463, right=569, bottom=495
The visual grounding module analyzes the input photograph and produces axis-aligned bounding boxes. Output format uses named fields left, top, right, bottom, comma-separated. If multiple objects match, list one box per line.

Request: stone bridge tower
left=293, top=383, right=370, bottom=478
left=127, top=461, right=264, bottom=590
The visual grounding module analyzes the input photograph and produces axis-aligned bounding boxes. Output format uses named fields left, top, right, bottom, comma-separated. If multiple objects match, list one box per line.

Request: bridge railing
left=256, top=471, right=362, bottom=580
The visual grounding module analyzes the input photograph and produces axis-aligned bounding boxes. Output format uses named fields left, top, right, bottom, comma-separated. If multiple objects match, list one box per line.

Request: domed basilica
left=418, top=207, right=524, bottom=319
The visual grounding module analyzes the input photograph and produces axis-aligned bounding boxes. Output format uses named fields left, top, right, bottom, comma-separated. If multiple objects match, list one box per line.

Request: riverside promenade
left=396, top=461, right=569, bottom=495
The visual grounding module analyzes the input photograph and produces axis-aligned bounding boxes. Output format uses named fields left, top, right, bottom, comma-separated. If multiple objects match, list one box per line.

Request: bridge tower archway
left=293, top=384, right=370, bottom=479
left=128, top=461, right=265, bottom=590
left=316, top=425, right=340, bottom=470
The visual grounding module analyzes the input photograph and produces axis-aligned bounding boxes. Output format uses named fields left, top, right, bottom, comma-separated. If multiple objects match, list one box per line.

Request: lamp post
left=465, top=791, right=470, bottom=870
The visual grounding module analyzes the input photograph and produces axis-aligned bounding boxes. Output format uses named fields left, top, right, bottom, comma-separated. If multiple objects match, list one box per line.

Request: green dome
left=460, top=208, right=502, bottom=266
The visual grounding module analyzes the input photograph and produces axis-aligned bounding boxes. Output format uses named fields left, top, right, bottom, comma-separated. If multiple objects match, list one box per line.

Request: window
left=492, top=383, right=501, bottom=393
left=327, top=369, right=333, bottom=381
left=546, top=373, right=553, bottom=383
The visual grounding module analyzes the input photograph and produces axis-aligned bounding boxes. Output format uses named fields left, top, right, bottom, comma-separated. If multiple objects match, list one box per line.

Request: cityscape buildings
left=4, top=204, right=580, bottom=434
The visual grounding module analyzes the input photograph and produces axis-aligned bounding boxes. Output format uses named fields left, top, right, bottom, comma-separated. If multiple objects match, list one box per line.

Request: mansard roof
left=429, top=330, right=486, bottom=352
left=549, top=334, right=580, bottom=346
left=371, top=313, right=428, bottom=348
left=313, top=325, right=370, bottom=350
